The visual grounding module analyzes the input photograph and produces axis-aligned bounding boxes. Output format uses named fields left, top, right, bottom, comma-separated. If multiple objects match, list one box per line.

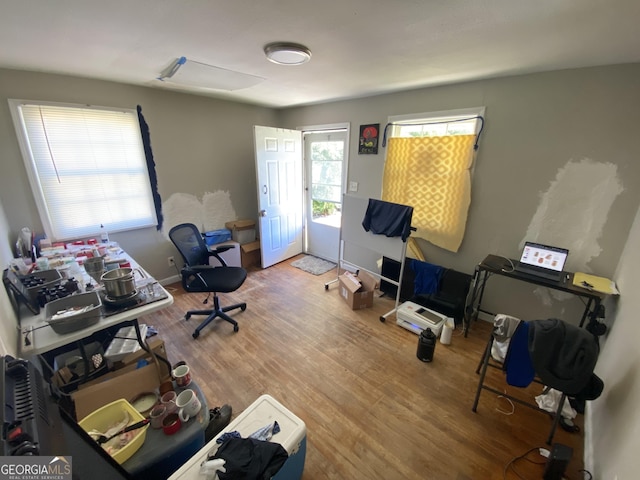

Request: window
left=383, top=107, right=484, bottom=252
left=9, top=100, right=158, bottom=241
left=310, top=136, right=344, bottom=222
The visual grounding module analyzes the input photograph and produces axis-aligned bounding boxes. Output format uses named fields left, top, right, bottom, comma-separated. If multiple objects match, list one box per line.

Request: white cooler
left=396, top=301, right=450, bottom=336
left=169, top=394, right=307, bottom=480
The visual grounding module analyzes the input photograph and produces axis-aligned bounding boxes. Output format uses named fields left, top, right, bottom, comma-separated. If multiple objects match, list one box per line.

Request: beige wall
left=280, top=64, right=640, bottom=322
left=0, top=68, right=278, bottom=283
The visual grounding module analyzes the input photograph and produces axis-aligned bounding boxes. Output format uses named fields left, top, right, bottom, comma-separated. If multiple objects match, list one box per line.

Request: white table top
left=18, top=254, right=173, bottom=357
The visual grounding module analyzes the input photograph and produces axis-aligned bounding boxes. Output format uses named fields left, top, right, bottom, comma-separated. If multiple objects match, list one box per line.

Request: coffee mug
left=161, top=390, right=178, bottom=414
left=150, top=404, right=167, bottom=429
left=176, top=389, right=202, bottom=422
left=172, top=364, right=191, bottom=388
left=162, top=413, right=181, bottom=435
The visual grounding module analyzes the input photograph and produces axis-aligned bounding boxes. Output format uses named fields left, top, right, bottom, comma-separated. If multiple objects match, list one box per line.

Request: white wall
left=587, top=203, right=640, bottom=478
left=0, top=199, right=19, bottom=356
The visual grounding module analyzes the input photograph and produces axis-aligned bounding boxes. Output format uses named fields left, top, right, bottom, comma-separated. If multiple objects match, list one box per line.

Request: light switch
left=349, top=181, right=358, bottom=192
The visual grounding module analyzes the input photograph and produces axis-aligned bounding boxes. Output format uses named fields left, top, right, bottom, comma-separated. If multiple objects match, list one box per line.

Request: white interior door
left=254, top=125, right=303, bottom=268
left=304, top=130, right=347, bottom=262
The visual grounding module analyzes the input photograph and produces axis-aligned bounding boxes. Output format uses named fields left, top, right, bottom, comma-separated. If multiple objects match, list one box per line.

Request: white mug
left=172, top=364, right=191, bottom=387
left=176, top=389, right=201, bottom=422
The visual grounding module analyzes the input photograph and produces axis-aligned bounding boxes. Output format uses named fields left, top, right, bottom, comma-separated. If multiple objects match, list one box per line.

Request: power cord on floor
left=576, top=469, right=593, bottom=480
left=503, top=446, right=594, bottom=480
left=503, top=446, right=546, bottom=479
left=495, top=389, right=515, bottom=415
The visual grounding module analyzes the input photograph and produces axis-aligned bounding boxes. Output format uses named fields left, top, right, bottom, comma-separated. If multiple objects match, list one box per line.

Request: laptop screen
left=519, top=242, right=569, bottom=272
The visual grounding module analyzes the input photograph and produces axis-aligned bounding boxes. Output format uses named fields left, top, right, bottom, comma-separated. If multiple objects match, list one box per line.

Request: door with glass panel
left=304, top=130, right=347, bottom=262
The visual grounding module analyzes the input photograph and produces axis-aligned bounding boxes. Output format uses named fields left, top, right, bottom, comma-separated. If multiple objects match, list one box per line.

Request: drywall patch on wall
left=162, top=193, right=203, bottom=237
left=202, top=191, right=237, bottom=231
left=523, top=158, right=623, bottom=271
left=162, top=191, right=237, bottom=237
left=523, top=158, right=623, bottom=301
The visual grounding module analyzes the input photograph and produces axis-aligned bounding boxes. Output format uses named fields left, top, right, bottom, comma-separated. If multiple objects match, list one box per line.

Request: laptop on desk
left=513, top=241, right=569, bottom=282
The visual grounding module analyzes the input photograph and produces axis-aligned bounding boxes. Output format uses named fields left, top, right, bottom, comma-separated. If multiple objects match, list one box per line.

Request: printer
left=396, top=301, right=450, bottom=336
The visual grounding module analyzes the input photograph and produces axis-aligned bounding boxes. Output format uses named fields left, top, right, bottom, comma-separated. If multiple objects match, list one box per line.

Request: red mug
left=162, top=413, right=181, bottom=435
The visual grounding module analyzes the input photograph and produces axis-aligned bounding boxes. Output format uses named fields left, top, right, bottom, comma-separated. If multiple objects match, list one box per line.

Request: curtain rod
left=381, top=115, right=485, bottom=150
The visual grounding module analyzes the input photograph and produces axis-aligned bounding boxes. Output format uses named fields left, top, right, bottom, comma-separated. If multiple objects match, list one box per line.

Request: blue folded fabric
left=411, top=259, right=443, bottom=295
left=504, top=321, right=535, bottom=387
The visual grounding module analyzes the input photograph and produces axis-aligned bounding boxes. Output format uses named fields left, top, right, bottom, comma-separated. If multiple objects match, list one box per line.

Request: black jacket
left=528, top=318, right=599, bottom=395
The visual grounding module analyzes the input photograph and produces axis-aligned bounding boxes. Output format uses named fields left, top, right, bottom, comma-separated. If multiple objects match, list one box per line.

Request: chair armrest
left=184, top=265, right=215, bottom=273
left=207, top=245, right=235, bottom=267
left=209, top=245, right=235, bottom=255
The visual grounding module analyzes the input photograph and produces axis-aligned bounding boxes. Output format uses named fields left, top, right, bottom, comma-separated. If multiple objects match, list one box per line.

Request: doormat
left=291, top=255, right=336, bottom=275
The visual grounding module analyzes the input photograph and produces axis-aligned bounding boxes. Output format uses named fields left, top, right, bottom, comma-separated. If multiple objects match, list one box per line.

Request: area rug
left=291, top=255, right=337, bottom=275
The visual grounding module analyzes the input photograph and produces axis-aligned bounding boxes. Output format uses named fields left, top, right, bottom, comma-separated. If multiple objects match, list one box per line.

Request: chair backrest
left=168, top=223, right=209, bottom=267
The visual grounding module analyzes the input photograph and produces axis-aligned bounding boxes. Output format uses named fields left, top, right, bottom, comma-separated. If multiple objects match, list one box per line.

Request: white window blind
left=9, top=100, right=158, bottom=241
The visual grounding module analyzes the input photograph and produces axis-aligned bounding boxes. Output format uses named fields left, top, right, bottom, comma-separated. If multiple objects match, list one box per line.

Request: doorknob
left=262, top=185, right=268, bottom=194
left=259, top=210, right=267, bottom=217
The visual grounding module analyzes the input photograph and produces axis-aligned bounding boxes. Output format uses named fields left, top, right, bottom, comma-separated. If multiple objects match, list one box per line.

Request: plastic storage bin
left=203, top=229, right=232, bottom=246
left=20, top=269, right=63, bottom=303
left=78, top=398, right=149, bottom=464
left=224, top=220, right=256, bottom=245
left=44, top=291, right=103, bottom=334
left=169, top=394, right=306, bottom=480
left=104, top=324, right=148, bottom=362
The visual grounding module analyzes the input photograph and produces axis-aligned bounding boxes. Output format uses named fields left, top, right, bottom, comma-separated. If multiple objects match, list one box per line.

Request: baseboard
left=158, top=274, right=181, bottom=286
left=583, top=402, right=594, bottom=476
left=477, top=311, right=495, bottom=323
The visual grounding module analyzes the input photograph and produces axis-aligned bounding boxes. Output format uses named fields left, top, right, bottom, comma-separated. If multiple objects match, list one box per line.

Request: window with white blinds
left=9, top=100, right=158, bottom=241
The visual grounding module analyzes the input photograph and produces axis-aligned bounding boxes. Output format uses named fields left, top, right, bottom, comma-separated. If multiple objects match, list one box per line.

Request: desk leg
left=464, top=267, right=488, bottom=337
left=472, top=335, right=493, bottom=411
left=580, top=298, right=600, bottom=329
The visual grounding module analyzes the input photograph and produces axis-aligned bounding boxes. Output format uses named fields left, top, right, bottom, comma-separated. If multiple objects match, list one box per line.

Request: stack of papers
left=573, top=272, right=619, bottom=295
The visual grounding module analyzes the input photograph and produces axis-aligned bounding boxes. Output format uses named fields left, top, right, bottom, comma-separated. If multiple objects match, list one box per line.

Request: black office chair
left=169, top=223, right=247, bottom=338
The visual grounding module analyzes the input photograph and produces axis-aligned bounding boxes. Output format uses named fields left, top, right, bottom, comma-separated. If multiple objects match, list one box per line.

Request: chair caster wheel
left=379, top=316, right=386, bottom=322
left=241, top=305, right=247, bottom=311
left=324, top=284, right=329, bottom=290
left=192, top=331, right=200, bottom=339
left=233, top=325, right=239, bottom=333
left=185, top=314, right=191, bottom=321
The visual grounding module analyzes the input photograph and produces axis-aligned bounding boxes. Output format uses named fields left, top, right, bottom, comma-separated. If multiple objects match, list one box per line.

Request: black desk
left=463, top=254, right=606, bottom=336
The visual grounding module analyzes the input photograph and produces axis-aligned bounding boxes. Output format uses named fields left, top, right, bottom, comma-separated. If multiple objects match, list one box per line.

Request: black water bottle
left=417, top=328, right=437, bottom=362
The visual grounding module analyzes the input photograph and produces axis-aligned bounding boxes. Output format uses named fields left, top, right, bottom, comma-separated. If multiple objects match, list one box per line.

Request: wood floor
left=141, top=255, right=586, bottom=479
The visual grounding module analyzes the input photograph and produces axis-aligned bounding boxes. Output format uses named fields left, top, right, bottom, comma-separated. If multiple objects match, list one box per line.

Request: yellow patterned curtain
left=382, top=135, right=476, bottom=252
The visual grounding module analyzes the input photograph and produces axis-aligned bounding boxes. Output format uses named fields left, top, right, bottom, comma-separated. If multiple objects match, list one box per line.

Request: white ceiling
left=1, top=0, right=639, bottom=108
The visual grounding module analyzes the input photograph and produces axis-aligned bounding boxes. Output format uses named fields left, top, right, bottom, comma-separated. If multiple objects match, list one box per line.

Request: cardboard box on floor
left=240, top=240, right=261, bottom=268
left=339, top=270, right=379, bottom=309
left=72, top=337, right=171, bottom=420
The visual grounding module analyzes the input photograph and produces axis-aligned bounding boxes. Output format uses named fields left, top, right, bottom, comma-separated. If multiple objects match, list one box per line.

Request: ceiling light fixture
left=264, top=43, right=311, bottom=65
